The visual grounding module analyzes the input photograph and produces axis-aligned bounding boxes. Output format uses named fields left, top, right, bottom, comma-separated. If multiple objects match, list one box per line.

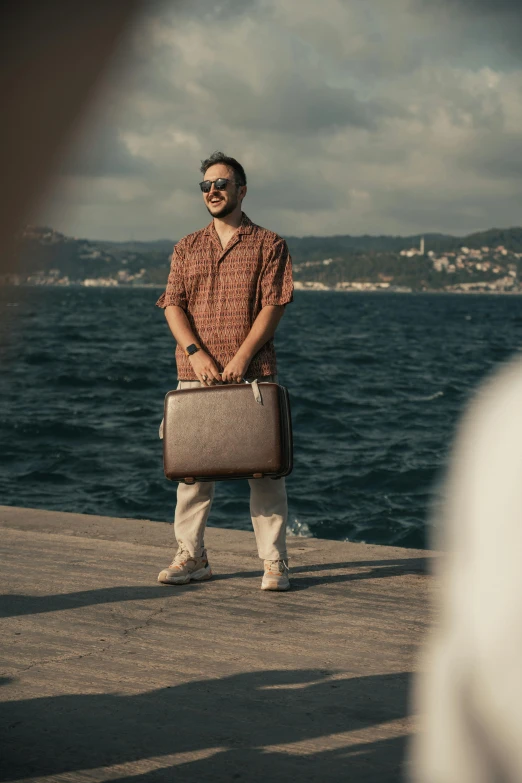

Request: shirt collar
left=238, top=212, right=254, bottom=234
left=203, top=212, right=253, bottom=237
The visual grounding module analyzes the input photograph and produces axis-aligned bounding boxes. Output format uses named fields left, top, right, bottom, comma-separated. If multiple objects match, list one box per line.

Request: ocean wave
left=287, top=518, right=313, bottom=538
left=2, top=287, right=522, bottom=549
left=410, top=390, right=444, bottom=402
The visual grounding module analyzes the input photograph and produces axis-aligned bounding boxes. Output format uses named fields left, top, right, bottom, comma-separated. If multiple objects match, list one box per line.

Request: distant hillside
left=284, top=232, right=452, bottom=260
left=4, top=224, right=522, bottom=289
left=10, top=227, right=170, bottom=281
left=457, top=227, right=522, bottom=252
left=284, top=227, right=522, bottom=261
left=96, top=239, right=175, bottom=254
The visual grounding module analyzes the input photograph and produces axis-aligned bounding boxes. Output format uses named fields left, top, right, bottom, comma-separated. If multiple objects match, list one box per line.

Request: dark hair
left=200, top=151, right=247, bottom=187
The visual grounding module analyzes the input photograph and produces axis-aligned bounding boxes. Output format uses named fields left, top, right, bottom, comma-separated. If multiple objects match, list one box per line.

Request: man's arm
left=164, top=305, right=222, bottom=385
left=221, top=305, right=285, bottom=383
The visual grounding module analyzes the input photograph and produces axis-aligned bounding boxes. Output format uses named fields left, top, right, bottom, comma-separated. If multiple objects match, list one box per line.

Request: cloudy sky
left=39, top=0, right=522, bottom=241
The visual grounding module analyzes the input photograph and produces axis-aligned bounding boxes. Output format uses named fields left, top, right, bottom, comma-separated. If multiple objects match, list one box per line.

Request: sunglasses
left=199, top=177, right=233, bottom=193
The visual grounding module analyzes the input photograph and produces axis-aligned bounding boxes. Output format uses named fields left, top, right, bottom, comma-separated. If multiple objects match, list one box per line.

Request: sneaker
left=261, top=559, right=290, bottom=591
left=158, top=543, right=212, bottom=585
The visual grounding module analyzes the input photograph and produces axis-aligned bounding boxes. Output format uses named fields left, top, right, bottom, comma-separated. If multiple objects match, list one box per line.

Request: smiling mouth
left=209, top=197, right=223, bottom=203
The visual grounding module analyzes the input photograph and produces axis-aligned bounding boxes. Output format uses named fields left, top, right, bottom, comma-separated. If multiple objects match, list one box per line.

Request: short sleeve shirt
left=156, top=212, right=293, bottom=380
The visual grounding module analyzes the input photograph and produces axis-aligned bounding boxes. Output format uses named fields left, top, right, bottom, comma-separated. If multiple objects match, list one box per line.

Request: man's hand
left=222, top=353, right=250, bottom=384
left=189, top=351, right=222, bottom=386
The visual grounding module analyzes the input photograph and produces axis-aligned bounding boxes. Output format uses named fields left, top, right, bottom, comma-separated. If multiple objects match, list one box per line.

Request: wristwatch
left=185, top=343, right=200, bottom=357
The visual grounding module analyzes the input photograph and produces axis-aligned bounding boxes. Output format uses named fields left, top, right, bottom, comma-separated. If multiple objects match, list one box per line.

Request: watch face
left=187, top=344, right=198, bottom=355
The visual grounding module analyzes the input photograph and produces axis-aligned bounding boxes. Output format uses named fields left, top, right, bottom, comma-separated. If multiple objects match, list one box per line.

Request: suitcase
left=163, top=380, right=293, bottom=484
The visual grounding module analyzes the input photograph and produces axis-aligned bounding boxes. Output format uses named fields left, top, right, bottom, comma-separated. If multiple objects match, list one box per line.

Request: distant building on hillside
left=400, top=236, right=425, bottom=258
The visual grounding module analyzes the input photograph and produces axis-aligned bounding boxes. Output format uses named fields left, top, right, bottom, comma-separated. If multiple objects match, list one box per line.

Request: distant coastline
left=4, top=282, right=522, bottom=295
left=3, top=224, right=521, bottom=295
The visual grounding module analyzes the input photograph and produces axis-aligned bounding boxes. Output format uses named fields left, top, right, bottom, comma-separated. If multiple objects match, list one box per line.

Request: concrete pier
left=0, top=505, right=435, bottom=782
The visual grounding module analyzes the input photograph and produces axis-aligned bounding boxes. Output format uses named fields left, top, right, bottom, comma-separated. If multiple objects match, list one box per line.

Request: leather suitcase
left=163, top=381, right=293, bottom=484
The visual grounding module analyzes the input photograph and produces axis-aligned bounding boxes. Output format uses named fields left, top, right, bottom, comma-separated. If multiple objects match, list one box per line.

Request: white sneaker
left=158, top=543, right=212, bottom=585
left=261, top=559, right=290, bottom=591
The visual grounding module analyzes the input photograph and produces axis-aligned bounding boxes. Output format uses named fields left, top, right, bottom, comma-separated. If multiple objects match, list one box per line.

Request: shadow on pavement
left=110, top=738, right=407, bottom=783
left=0, top=557, right=430, bottom=617
left=1, top=668, right=411, bottom=782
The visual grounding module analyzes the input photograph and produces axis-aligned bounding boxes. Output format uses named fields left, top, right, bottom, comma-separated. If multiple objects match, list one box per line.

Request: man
left=156, top=151, right=294, bottom=591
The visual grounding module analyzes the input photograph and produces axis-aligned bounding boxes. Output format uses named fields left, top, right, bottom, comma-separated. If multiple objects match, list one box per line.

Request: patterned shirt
left=156, top=212, right=293, bottom=380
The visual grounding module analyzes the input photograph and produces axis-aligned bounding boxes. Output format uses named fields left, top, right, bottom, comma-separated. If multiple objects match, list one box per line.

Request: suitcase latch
left=184, top=477, right=196, bottom=484
left=253, top=473, right=263, bottom=479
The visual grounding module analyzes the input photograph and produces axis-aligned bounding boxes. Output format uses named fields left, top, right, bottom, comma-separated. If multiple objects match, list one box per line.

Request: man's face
left=202, top=163, right=245, bottom=219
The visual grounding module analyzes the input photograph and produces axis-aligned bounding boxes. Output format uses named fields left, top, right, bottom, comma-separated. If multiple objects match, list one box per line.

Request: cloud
left=413, top=0, right=522, bottom=62
left=460, top=133, right=522, bottom=179
left=190, top=71, right=401, bottom=135
left=39, top=0, right=522, bottom=240
left=427, top=0, right=521, bottom=17
left=168, top=0, right=261, bottom=21
left=57, top=123, right=149, bottom=178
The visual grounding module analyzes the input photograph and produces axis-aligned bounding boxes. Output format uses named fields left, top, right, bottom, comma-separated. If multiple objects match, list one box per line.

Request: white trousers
left=170, top=375, right=288, bottom=561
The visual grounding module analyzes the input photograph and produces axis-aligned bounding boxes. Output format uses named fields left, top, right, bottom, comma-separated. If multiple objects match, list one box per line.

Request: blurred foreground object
left=410, top=356, right=522, bottom=781
left=0, top=0, right=140, bottom=272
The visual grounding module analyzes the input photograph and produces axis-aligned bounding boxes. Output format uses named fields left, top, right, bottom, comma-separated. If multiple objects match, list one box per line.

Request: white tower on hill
left=420, top=237, right=425, bottom=255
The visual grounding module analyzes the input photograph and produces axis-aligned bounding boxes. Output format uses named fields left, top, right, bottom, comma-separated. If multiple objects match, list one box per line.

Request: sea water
left=1, top=287, right=521, bottom=549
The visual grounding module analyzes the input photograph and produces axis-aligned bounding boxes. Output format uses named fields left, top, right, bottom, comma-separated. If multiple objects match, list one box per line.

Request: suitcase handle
left=242, top=378, right=263, bottom=405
